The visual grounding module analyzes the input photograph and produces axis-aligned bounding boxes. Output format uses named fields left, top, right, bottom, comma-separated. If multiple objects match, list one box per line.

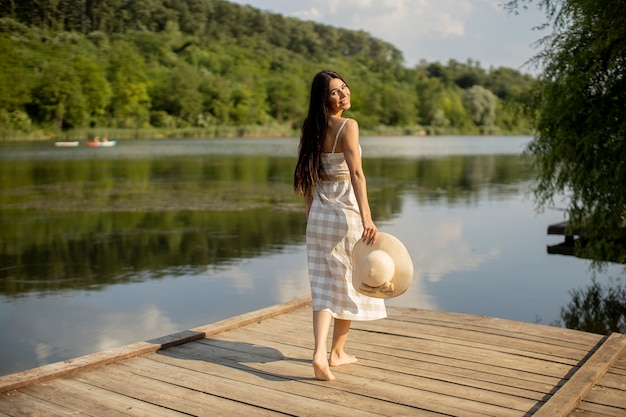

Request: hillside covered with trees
left=0, top=0, right=536, bottom=139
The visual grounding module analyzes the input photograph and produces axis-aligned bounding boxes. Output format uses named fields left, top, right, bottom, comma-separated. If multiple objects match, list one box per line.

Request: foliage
left=561, top=278, right=626, bottom=335
left=0, top=1, right=536, bottom=137
left=507, top=0, right=626, bottom=265
left=465, top=85, right=497, bottom=128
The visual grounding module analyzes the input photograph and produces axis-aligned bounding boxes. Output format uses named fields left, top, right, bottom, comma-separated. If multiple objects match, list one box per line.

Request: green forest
left=0, top=0, right=537, bottom=140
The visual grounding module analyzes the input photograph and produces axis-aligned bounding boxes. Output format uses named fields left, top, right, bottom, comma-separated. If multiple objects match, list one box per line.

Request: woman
left=294, top=70, right=386, bottom=381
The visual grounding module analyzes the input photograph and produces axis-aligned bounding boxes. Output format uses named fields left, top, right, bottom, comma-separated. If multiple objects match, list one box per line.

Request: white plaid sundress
left=306, top=119, right=386, bottom=321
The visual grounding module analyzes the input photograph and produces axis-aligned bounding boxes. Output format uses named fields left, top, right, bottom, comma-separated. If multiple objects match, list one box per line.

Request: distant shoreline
left=0, top=125, right=533, bottom=142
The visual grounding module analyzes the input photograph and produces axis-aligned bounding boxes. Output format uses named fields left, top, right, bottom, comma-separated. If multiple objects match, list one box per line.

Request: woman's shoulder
left=337, top=117, right=360, bottom=151
left=332, top=116, right=358, bottom=131
left=340, top=118, right=359, bottom=136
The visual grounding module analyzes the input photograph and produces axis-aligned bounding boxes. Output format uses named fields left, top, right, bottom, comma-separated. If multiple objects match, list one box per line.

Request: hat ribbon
left=359, top=281, right=395, bottom=295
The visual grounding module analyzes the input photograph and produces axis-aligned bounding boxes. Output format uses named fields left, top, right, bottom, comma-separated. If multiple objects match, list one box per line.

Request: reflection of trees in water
left=560, top=278, right=626, bottom=335
left=0, top=152, right=533, bottom=297
left=2, top=149, right=621, bottom=333
left=367, top=154, right=534, bottom=219
left=0, top=209, right=306, bottom=297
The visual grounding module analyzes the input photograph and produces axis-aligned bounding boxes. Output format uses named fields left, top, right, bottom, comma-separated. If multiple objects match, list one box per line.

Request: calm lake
left=1, top=136, right=623, bottom=376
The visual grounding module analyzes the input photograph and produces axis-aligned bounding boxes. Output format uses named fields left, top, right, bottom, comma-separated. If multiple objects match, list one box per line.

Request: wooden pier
left=547, top=221, right=582, bottom=257
left=1, top=296, right=625, bottom=416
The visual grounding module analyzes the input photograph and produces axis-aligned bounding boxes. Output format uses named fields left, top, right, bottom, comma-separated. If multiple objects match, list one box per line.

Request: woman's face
left=327, top=77, right=351, bottom=114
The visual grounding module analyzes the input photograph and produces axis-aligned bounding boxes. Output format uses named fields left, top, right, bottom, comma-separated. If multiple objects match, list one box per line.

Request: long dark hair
left=294, top=70, right=346, bottom=196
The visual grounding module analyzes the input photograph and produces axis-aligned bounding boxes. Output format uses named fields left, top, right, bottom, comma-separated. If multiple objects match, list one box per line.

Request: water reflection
left=2, top=297, right=181, bottom=373
left=0, top=140, right=531, bottom=298
left=1, top=136, right=621, bottom=376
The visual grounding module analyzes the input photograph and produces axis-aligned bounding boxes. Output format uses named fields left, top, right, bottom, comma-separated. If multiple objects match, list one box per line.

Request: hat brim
left=352, top=232, right=414, bottom=299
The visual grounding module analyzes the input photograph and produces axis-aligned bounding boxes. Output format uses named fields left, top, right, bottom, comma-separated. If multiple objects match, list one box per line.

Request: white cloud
left=389, top=219, right=500, bottom=284
left=380, top=196, right=502, bottom=310
left=297, top=0, right=471, bottom=40
left=230, top=0, right=546, bottom=72
left=209, top=260, right=256, bottom=291
left=10, top=303, right=182, bottom=367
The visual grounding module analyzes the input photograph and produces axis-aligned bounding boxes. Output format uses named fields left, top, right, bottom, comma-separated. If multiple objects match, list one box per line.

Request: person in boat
left=294, top=70, right=386, bottom=381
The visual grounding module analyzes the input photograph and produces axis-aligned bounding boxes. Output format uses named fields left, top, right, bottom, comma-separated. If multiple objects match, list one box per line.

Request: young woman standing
left=294, top=70, right=386, bottom=381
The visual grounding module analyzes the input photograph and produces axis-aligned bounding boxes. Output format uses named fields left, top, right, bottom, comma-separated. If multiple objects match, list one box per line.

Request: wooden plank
left=243, top=318, right=565, bottom=383
left=228, top=321, right=560, bottom=396
left=612, top=353, right=626, bottom=371
left=187, top=338, right=536, bottom=416
left=581, top=385, right=626, bottom=409
left=353, top=316, right=593, bottom=363
left=138, top=356, right=437, bottom=417
left=533, top=332, right=626, bottom=417
left=126, top=353, right=398, bottom=417
left=26, top=378, right=189, bottom=417
left=0, top=341, right=160, bottom=395
left=609, top=364, right=626, bottom=376
left=385, top=307, right=602, bottom=347
left=0, top=295, right=311, bottom=394
left=276, top=308, right=572, bottom=365
left=0, top=390, right=79, bottom=416
left=600, top=371, right=626, bottom=390
left=571, top=401, right=626, bottom=417
left=151, top=341, right=504, bottom=417
left=211, top=325, right=550, bottom=401
left=238, top=314, right=569, bottom=396
left=272, top=308, right=599, bottom=360
left=23, top=383, right=131, bottom=417
left=72, top=361, right=273, bottom=417
left=141, top=355, right=436, bottom=417
left=272, top=320, right=576, bottom=379
left=2, top=301, right=624, bottom=417
left=547, top=221, right=581, bottom=237
left=153, top=340, right=438, bottom=416
left=548, top=221, right=569, bottom=235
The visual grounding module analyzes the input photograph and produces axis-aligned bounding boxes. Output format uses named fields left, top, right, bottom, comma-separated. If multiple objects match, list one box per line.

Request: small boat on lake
left=54, top=141, right=79, bottom=147
left=86, top=140, right=116, bottom=147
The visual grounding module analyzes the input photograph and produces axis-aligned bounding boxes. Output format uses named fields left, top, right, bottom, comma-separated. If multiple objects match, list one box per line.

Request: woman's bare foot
left=313, top=355, right=335, bottom=381
left=329, top=352, right=358, bottom=367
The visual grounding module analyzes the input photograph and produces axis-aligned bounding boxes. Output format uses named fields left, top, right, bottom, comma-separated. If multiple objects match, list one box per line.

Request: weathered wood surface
left=1, top=296, right=625, bottom=416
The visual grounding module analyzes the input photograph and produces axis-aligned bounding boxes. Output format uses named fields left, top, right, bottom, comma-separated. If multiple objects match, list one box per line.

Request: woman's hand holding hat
left=361, top=218, right=377, bottom=246
left=352, top=232, right=414, bottom=298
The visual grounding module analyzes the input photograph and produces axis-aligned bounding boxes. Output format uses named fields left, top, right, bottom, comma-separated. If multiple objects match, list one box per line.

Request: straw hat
left=352, top=232, right=414, bottom=299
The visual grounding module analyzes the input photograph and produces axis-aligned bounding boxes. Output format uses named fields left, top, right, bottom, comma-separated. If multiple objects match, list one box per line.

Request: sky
left=228, top=0, right=548, bottom=74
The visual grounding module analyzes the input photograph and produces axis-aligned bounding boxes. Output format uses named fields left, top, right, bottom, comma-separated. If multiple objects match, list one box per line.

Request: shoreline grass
left=0, top=124, right=534, bottom=142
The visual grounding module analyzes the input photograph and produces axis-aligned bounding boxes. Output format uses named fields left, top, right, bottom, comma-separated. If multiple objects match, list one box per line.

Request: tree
left=107, top=40, right=151, bottom=128
left=465, top=85, right=497, bottom=128
left=32, top=61, right=87, bottom=130
left=199, top=72, right=231, bottom=125
left=0, top=0, right=536, bottom=136
left=507, top=0, right=626, bottom=265
left=385, top=84, right=417, bottom=126
left=440, top=88, right=473, bottom=131
left=154, top=63, right=203, bottom=124
left=0, top=33, right=32, bottom=112
left=73, top=55, right=111, bottom=125
left=415, top=76, right=446, bottom=126
left=265, top=71, right=307, bottom=124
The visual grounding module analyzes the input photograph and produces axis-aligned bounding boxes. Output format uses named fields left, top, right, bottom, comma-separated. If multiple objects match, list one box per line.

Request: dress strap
left=331, top=119, right=350, bottom=153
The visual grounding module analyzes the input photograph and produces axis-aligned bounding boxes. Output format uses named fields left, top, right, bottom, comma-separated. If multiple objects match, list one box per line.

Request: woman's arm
left=342, top=119, right=377, bottom=245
